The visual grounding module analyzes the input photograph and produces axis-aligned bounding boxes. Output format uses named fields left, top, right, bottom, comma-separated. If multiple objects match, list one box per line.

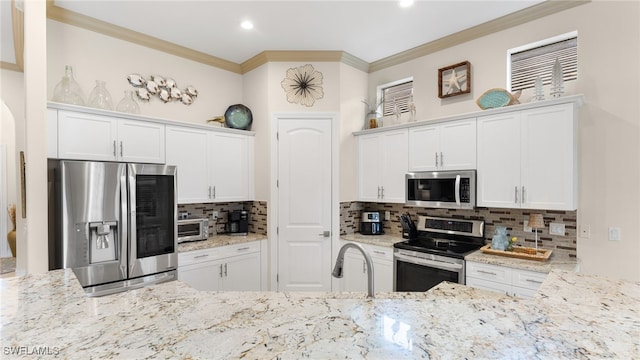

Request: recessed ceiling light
left=241, top=20, right=254, bottom=30
left=399, top=0, right=414, bottom=8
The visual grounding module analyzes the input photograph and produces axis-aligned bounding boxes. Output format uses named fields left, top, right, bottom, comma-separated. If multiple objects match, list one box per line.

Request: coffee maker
left=360, top=211, right=384, bottom=235
left=228, top=210, right=249, bottom=236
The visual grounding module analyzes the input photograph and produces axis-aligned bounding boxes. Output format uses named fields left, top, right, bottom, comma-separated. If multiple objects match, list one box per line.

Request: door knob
left=318, top=231, right=331, bottom=237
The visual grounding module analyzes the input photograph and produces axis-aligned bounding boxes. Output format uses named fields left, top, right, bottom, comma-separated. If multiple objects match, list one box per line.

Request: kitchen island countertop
left=1, top=268, right=638, bottom=359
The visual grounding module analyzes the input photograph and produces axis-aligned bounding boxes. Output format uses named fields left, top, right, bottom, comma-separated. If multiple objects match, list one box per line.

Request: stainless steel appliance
left=406, top=170, right=476, bottom=209
left=51, top=160, right=178, bottom=296
left=394, top=215, right=485, bottom=292
left=360, top=211, right=383, bottom=235
left=228, top=210, right=248, bottom=235
left=177, top=217, right=209, bottom=243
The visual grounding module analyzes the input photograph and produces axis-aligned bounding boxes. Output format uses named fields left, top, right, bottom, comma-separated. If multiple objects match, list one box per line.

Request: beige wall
left=339, top=63, right=368, bottom=202
left=368, top=1, right=640, bottom=281
left=0, top=69, right=24, bottom=218
left=47, top=20, right=243, bottom=124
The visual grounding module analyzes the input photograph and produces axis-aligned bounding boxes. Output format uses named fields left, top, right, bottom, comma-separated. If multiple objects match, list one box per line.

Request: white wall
left=0, top=70, right=23, bottom=236
left=339, top=63, right=368, bottom=202
left=368, top=1, right=640, bottom=281
left=47, top=20, right=243, bottom=124
left=242, top=64, right=270, bottom=201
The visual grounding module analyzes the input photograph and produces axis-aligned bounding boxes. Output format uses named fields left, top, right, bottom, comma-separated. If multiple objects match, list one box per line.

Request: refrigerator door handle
left=120, top=165, right=129, bottom=278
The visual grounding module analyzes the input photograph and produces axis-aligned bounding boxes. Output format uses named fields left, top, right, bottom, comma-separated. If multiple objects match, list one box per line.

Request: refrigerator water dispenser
left=89, top=221, right=117, bottom=264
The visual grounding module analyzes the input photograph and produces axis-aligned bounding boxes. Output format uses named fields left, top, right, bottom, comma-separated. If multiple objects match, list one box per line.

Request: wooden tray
left=479, top=244, right=552, bottom=262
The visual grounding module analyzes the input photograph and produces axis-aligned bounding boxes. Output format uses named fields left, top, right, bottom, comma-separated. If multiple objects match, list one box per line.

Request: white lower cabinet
left=178, top=241, right=262, bottom=291
left=465, top=261, right=547, bottom=299
left=340, top=241, right=393, bottom=293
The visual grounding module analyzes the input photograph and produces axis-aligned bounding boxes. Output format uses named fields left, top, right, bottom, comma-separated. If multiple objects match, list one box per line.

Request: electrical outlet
left=549, top=222, right=565, bottom=236
left=608, top=227, right=621, bottom=241
left=212, top=211, right=219, bottom=220
left=523, top=220, right=532, bottom=232
left=385, top=211, right=391, bottom=221
left=579, top=224, right=590, bottom=239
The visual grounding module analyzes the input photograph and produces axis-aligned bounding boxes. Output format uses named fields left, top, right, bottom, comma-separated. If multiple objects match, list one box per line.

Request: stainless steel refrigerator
left=50, top=160, right=178, bottom=296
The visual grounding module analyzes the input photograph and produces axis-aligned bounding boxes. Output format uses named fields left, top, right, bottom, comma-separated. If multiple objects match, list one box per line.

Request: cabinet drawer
left=218, top=241, right=260, bottom=258
left=178, top=248, right=221, bottom=266
left=466, top=261, right=510, bottom=283
left=511, top=269, right=546, bottom=291
left=465, top=276, right=510, bottom=295
left=367, top=245, right=393, bottom=261
left=343, top=242, right=393, bottom=261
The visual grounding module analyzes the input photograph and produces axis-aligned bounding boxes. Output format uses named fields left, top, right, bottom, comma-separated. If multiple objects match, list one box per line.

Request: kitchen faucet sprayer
left=332, top=242, right=375, bottom=298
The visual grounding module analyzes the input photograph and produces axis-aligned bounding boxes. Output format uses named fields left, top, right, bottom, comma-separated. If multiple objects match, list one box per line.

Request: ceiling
left=49, top=0, right=545, bottom=65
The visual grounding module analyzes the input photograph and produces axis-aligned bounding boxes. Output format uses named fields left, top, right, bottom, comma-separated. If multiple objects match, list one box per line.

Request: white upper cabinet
left=409, top=118, right=476, bottom=171
left=358, top=129, right=408, bottom=203
left=57, top=110, right=118, bottom=161
left=477, top=103, right=577, bottom=210
left=166, top=126, right=254, bottom=204
left=165, top=126, right=211, bottom=204
left=209, top=132, right=254, bottom=202
left=56, top=110, right=165, bottom=164
left=117, top=119, right=165, bottom=164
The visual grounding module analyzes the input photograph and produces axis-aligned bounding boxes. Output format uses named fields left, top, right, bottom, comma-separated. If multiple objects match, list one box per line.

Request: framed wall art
left=438, top=61, right=471, bottom=99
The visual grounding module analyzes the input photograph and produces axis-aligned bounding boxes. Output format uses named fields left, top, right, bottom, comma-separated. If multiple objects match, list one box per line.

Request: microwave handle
left=455, top=175, right=461, bottom=206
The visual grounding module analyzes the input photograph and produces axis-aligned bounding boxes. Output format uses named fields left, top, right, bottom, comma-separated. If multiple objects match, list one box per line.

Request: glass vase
left=365, top=111, right=382, bottom=129
left=116, top=90, right=140, bottom=114
left=87, top=80, right=114, bottom=110
left=52, top=65, right=86, bottom=106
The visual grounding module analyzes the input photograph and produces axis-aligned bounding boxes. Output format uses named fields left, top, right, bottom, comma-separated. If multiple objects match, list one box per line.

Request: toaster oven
left=177, top=218, right=209, bottom=243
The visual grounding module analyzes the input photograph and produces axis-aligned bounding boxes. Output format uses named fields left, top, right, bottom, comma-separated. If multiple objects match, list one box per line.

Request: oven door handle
left=394, top=253, right=463, bottom=271
left=455, top=174, right=461, bottom=207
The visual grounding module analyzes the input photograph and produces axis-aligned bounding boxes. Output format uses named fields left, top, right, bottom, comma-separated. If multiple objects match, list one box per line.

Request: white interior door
left=277, top=117, right=332, bottom=291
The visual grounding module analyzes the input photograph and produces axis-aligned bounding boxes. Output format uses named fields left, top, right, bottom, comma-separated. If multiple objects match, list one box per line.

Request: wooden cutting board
left=480, top=244, right=552, bottom=262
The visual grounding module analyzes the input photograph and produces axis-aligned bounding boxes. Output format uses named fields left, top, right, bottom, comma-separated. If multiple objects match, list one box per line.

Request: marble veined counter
left=1, top=269, right=638, bottom=359
left=340, top=233, right=405, bottom=248
left=178, top=233, right=267, bottom=253
left=465, top=249, right=578, bottom=273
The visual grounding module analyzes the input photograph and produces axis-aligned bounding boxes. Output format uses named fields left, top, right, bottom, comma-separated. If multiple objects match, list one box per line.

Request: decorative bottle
left=550, top=58, right=565, bottom=98
left=365, top=110, right=382, bottom=129
left=52, top=65, right=86, bottom=105
left=116, top=90, right=140, bottom=114
left=87, top=80, right=114, bottom=110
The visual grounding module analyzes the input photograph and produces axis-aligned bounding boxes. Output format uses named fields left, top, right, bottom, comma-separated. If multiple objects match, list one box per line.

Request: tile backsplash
left=178, top=201, right=268, bottom=236
left=340, top=201, right=577, bottom=259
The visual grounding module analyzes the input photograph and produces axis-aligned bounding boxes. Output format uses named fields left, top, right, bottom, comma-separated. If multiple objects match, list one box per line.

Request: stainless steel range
left=394, top=215, right=485, bottom=292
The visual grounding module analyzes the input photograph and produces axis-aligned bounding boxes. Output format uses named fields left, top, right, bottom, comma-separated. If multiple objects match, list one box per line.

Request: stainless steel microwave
left=406, top=170, right=476, bottom=209
left=177, top=218, right=209, bottom=243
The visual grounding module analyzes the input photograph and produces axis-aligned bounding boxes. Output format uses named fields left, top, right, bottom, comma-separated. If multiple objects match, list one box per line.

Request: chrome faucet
left=332, top=242, right=375, bottom=298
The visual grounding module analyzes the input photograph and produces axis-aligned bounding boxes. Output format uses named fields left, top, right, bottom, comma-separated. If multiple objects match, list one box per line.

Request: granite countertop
left=0, top=257, right=16, bottom=275
left=1, top=269, right=638, bottom=358
left=340, top=233, right=405, bottom=248
left=465, top=249, right=578, bottom=273
left=178, top=233, right=267, bottom=253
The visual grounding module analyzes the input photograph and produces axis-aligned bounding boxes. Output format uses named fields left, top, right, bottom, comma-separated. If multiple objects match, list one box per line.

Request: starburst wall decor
left=280, top=64, right=324, bottom=107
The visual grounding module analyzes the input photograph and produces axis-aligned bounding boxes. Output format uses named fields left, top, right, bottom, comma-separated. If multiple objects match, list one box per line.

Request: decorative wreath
left=280, top=64, right=324, bottom=107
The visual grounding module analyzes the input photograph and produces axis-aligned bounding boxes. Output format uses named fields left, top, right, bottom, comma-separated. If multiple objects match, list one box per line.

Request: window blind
left=510, top=36, right=577, bottom=91
left=382, top=81, right=413, bottom=117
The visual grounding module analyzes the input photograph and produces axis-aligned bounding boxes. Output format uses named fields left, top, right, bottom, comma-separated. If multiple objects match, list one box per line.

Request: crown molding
left=46, top=2, right=242, bottom=74
left=44, top=0, right=589, bottom=75
left=240, top=50, right=369, bottom=73
left=0, top=61, right=22, bottom=72
left=369, top=0, right=590, bottom=73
